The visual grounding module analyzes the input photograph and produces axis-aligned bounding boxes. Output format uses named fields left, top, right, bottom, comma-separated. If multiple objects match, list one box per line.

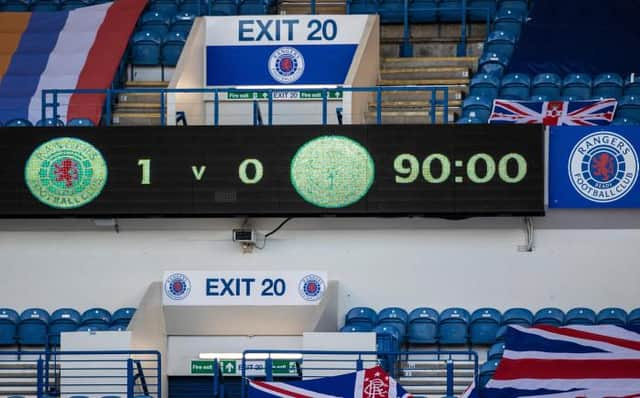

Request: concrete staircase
left=111, top=81, right=167, bottom=126
left=0, top=361, right=58, bottom=398
left=277, top=0, right=345, bottom=14
left=398, top=360, right=476, bottom=398
left=365, top=56, right=476, bottom=123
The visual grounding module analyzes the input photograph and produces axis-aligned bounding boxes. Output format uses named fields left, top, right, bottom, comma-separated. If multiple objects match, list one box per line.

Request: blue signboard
left=549, top=126, right=640, bottom=208
left=204, top=15, right=368, bottom=86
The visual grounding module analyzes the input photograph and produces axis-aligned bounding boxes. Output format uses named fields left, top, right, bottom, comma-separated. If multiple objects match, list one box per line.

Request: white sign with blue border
left=163, top=271, right=327, bottom=305
left=549, top=126, right=640, bottom=208
left=204, top=15, right=368, bottom=86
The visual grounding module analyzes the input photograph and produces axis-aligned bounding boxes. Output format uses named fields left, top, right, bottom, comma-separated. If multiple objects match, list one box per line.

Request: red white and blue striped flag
left=470, top=325, right=640, bottom=397
left=489, top=99, right=617, bottom=126
left=248, top=365, right=413, bottom=398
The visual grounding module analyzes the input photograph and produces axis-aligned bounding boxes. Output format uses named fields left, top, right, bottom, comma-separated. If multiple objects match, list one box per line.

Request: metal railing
left=227, top=349, right=478, bottom=398
left=0, top=350, right=161, bottom=398
left=41, top=86, right=450, bottom=126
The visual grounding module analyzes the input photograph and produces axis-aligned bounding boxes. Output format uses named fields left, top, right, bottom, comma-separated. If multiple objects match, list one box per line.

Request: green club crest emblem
left=290, top=135, right=375, bottom=208
left=25, top=137, right=108, bottom=209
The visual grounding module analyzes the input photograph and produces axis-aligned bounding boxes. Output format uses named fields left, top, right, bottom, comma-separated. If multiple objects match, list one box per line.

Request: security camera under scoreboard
left=0, top=124, right=544, bottom=218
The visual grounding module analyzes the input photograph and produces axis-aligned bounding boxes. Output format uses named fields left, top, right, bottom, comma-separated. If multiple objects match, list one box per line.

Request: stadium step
left=364, top=110, right=456, bottom=124
left=381, top=66, right=470, bottom=81
left=402, top=385, right=468, bottom=395
left=368, top=100, right=462, bottom=110
left=400, top=368, right=475, bottom=378
left=381, top=88, right=466, bottom=101
left=118, top=92, right=162, bottom=103
left=278, top=0, right=345, bottom=14
left=112, top=81, right=166, bottom=125
left=125, top=80, right=168, bottom=88
left=382, top=56, right=478, bottom=71
left=403, top=360, right=476, bottom=369
left=112, top=112, right=161, bottom=126
left=379, top=78, right=470, bottom=86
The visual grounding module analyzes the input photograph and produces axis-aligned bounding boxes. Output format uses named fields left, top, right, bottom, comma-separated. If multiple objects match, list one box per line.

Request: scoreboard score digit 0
left=0, top=124, right=545, bottom=218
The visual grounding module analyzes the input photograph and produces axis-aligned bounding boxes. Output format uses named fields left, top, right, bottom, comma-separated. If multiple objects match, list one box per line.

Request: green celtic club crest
left=25, top=137, right=108, bottom=209
left=290, top=135, right=375, bottom=208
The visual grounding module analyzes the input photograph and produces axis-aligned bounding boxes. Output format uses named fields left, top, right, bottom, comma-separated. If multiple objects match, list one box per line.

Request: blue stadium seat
left=593, top=73, right=624, bottom=99
left=378, top=0, right=404, bottom=23
left=533, top=308, right=565, bottom=326
left=408, top=0, right=437, bottom=23
left=111, top=308, right=135, bottom=327
left=497, top=0, right=528, bottom=14
left=561, top=73, right=592, bottom=100
left=624, top=74, right=640, bottom=96
left=407, top=308, right=438, bottom=344
left=108, top=325, right=127, bottom=332
left=377, top=307, right=408, bottom=339
left=470, top=73, right=500, bottom=98
left=611, top=117, right=640, bottom=125
left=561, top=95, right=582, bottom=102
left=616, top=95, right=640, bottom=121
left=479, top=360, right=499, bottom=387
left=629, top=308, right=640, bottom=330
left=149, top=0, right=179, bottom=15
left=487, top=342, right=505, bottom=361
left=171, top=12, right=195, bottom=34
left=60, top=0, right=94, bottom=10
left=131, top=31, right=162, bottom=66
left=81, top=308, right=111, bottom=329
left=438, top=308, right=470, bottom=345
left=3, top=0, right=30, bottom=11
left=18, top=309, right=50, bottom=346
left=469, top=0, right=496, bottom=22
left=375, top=325, right=401, bottom=353
left=596, top=308, right=628, bottom=327
left=347, top=0, right=378, bottom=15
left=479, top=52, right=509, bottom=76
left=499, top=73, right=530, bottom=100
left=462, top=96, right=493, bottom=121
left=36, top=118, right=64, bottom=127
left=340, top=324, right=373, bottom=332
left=438, top=0, right=463, bottom=22
left=30, top=0, right=60, bottom=10
left=5, top=119, right=33, bottom=127
left=238, top=0, right=270, bottom=14
left=532, top=73, right=562, bottom=99
left=68, top=118, right=95, bottom=127
left=162, top=31, right=186, bottom=66
left=0, top=309, right=19, bottom=346
left=564, top=308, right=596, bottom=326
left=493, top=8, right=524, bottom=38
left=470, top=308, right=501, bottom=345
left=210, top=0, right=238, bottom=15
left=484, top=30, right=517, bottom=58
left=529, top=95, right=550, bottom=102
left=140, top=11, right=172, bottom=36
left=76, top=325, right=108, bottom=332
left=345, top=307, right=377, bottom=329
left=49, top=308, right=81, bottom=346
left=456, top=116, right=484, bottom=124
left=180, top=0, right=206, bottom=14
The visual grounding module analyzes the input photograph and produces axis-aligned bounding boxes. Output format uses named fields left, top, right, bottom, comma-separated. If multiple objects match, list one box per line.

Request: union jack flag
left=474, top=325, right=640, bottom=397
left=489, top=99, right=617, bottom=126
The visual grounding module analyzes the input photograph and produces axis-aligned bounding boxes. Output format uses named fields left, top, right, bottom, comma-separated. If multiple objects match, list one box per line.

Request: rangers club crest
left=165, top=273, right=191, bottom=301
left=568, top=131, right=639, bottom=203
left=268, top=47, right=305, bottom=84
left=298, top=274, right=325, bottom=301
left=24, top=137, right=108, bottom=209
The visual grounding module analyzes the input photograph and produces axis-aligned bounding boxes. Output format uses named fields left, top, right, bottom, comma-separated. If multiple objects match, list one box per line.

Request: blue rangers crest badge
left=268, top=47, right=305, bottom=84
left=568, top=131, right=639, bottom=203
left=165, top=273, right=191, bottom=300
left=298, top=274, right=326, bottom=301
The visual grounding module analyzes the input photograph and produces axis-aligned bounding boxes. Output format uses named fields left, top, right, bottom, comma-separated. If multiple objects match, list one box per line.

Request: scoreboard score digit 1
left=1, top=124, right=545, bottom=218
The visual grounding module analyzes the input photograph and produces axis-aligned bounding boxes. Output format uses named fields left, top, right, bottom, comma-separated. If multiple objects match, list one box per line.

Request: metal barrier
left=230, top=349, right=478, bottom=398
left=0, top=350, right=161, bottom=398
left=41, top=86, right=450, bottom=126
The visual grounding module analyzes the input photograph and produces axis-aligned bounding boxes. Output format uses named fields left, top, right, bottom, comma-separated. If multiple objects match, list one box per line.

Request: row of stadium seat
left=0, top=118, right=94, bottom=127
left=341, top=307, right=640, bottom=346
left=470, top=72, right=640, bottom=100
left=139, top=11, right=197, bottom=35
left=0, top=307, right=135, bottom=346
left=147, top=0, right=274, bottom=16
left=347, top=0, right=529, bottom=24
left=131, top=30, right=187, bottom=66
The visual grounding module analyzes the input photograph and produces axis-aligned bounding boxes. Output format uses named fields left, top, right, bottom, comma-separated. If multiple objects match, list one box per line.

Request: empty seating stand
left=0, top=309, right=19, bottom=346
left=469, top=308, right=501, bottom=345
left=564, top=308, right=596, bottom=326
left=344, top=307, right=377, bottom=329
left=377, top=308, right=408, bottom=340
left=438, top=308, right=470, bottom=345
left=18, top=309, right=50, bottom=346
left=407, top=307, right=438, bottom=344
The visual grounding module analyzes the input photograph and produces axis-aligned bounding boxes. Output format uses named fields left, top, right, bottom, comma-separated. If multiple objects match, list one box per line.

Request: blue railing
left=0, top=350, right=161, bottom=398
left=42, top=86, right=450, bottom=126
left=224, top=349, right=478, bottom=398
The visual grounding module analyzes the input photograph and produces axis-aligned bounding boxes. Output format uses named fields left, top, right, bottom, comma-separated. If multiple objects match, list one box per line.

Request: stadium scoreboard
left=0, top=125, right=545, bottom=217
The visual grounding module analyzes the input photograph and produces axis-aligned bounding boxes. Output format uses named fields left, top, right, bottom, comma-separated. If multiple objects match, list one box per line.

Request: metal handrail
left=42, top=85, right=450, bottom=126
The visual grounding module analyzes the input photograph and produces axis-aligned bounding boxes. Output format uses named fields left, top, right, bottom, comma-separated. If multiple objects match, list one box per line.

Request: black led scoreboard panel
left=0, top=124, right=545, bottom=218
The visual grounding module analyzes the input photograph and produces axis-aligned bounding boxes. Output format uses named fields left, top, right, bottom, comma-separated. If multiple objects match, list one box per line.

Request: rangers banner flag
left=248, top=365, right=413, bottom=398
left=464, top=325, right=640, bottom=397
left=489, top=99, right=617, bottom=125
